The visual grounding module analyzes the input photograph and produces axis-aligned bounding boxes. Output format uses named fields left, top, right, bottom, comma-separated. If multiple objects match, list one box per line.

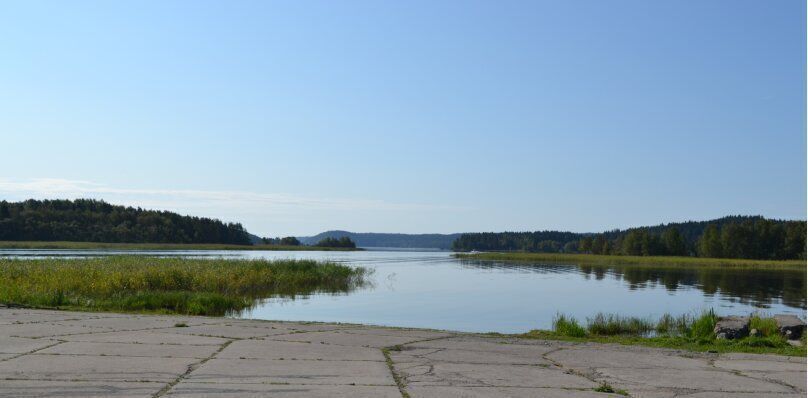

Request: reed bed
left=0, top=256, right=368, bottom=315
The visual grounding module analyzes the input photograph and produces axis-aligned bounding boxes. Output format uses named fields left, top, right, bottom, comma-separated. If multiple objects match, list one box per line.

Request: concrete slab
left=718, top=352, right=806, bottom=363
left=159, top=324, right=292, bottom=339
left=0, top=354, right=196, bottom=382
left=547, top=346, right=711, bottom=370
left=269, top=330, right=434, bottom=348
left=596, top=367, right=793, bottom=393
left=186, top=357, right=395, bottom=385
left=37, top=341, right=221, bottom=359
left=0, top=336, right=60, bottom=354
left=52, top=316, right=208, bottom=330
left=0, top=310, right=111, bottom=325
left=390, top=346, right=552, bottom=365
left=60, top=330, right=230, bottom=345
left=218, top=339, right=385, bottom=361
left=774, top=314, right=806, bottom=340
left=679, top=393, right=805, bottom=398
left=713, top=316, right=749, bottom=340
left=406, top=386, right=620, bottom=397
left=0, top=322, right=114, bottom=338
left=166, top=382, right=402, bottom=397
left=0, top=380, right=164, bottom=398
left=398, top=362, right=597, bottom=388
left=406, top=336, right=557, bottom=352
left=713, top=359, right=807, bottom=372
left=741, top=371, right=806, bottom=391
left=0, top=308, right=804, bottom=398
left=341, top=327, right=453, bottom=340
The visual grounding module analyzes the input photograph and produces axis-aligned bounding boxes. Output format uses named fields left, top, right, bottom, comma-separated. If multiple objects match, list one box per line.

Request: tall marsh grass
left=0, top=256, right=368, bottom=315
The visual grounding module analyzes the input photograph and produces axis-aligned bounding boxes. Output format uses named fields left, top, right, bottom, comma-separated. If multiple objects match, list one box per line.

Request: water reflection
left=459, top=260, right=806, bottom=310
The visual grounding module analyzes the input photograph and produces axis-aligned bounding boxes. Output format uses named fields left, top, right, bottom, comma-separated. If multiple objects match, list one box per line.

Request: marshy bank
left=523, top=310, right=806, bottom=356
left=0, top=256, right=368, bottom=315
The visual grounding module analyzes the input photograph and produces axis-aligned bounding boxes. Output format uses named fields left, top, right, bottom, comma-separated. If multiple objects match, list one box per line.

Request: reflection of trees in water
left=458, top=260, right=806, bottom=309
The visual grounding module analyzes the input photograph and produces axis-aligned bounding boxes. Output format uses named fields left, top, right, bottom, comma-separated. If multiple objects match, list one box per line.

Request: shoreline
left=0, top=241, right=362, bottom=251
left=0, top=307, right=804, bottom=397
left=455, top=251, right=806, bottom=268
left=2, top=303, right=803, bottom=357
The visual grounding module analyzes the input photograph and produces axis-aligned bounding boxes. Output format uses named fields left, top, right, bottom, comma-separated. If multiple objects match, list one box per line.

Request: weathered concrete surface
left=0, top=309, right=804, bottom=397
left=774, top=314, right=806, bottom=340
left=713, top=316, right=749, bottom=340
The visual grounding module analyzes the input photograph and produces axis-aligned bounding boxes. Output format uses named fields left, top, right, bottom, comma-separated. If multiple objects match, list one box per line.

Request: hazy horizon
left=2, top=1, right=805, bottom=236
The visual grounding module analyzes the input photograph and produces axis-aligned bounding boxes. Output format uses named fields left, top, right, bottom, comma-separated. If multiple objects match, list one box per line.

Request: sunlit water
left=2, top=249, right=805, bottom=333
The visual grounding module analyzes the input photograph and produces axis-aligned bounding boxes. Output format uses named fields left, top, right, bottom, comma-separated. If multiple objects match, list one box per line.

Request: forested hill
left=300, top=230, right=461, bottom=249
left=452, top=216, right=806, bottom=260
left=0, top=199, right=251, bottom=244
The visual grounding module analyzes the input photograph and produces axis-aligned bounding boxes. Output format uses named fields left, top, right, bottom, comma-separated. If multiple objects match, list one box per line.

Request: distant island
left=298, top=230, right=462, bottom=250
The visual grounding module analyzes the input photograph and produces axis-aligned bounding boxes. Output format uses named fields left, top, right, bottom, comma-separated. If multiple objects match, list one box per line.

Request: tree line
left=452, top=216, right=806, bottom=260
left=259, top=235, right=356, bottom=248
left=0, top=199, right=252, bottom=245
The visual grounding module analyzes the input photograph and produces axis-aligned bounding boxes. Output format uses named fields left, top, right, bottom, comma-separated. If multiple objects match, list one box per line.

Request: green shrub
left=690, top=309, right=718, bottom=341
left=656, top=313, right=691, bottom=336
left=553, top=314, right=587, bottom=337
left=749, top=315, right=779, bottom=337
left=587, top=313, right=653, bottom=336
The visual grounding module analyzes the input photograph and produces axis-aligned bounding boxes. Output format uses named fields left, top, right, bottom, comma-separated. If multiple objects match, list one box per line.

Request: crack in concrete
left=152, top=339, right=234, bottom=398
left=0, top=339, right=66, bottom=363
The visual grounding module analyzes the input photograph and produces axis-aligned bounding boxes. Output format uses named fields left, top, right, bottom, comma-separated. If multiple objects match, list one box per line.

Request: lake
left=1, top=249, right=805, bottom=333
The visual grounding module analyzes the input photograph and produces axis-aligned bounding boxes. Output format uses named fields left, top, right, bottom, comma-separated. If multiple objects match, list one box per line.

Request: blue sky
left=1, top=0, right=805, bottom=236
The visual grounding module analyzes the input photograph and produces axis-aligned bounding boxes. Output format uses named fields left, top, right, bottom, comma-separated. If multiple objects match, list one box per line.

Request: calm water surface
left=2, top=249, right=805, bottom=333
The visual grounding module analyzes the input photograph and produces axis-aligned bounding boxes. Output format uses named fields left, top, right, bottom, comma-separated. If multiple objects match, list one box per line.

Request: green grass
left=587, top=313, right=654, bottom=336
left=0, top=256, right=368, bottom=315
left=0, top=241, right=361, bottom=251
left=552, top=314, right=587, bottom=337
left=531, top=309, right=805, bottom=356
left=594, top=382, right=629, bottom=396
left=455, top=252, right=805, bottom=268
left=750, top=315, right=779, bottom=336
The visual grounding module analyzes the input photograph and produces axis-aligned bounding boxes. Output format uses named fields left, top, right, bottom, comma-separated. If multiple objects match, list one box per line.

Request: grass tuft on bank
left=522, top=310, right=805, bottom=356
left=0, top=256, right=368, bottom=315
left=455, top=252, right=806, bottom=268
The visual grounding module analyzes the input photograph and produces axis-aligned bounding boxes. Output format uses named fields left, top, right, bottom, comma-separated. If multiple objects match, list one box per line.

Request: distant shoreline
left=455, top=251, right=806, bottom=268
left=0, top=241, right=362, bottom=251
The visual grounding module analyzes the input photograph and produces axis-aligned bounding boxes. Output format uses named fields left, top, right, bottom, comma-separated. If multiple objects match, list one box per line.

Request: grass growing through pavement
left=528, top=310, right=806, bottom=356
left=0, top=256, right=368, bottom=315
left=0, top=241, right=360, bottom=251
left=455, top=252, right=806, bottom=268
left=594, top=382, right=629, bottom=396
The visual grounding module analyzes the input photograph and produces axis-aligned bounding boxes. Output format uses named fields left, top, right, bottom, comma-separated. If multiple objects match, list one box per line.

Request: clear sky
left=1, top=1, right=805, bottom=236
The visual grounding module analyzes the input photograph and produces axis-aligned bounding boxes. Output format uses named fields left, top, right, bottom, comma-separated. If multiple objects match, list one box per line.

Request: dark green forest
left=0, top=199, right=251, bottom=244
left=314, top=236, right=357, bottom=248
left=260, top=236, right=301, bottom=246
left=452, top=216, right=807, bottom=260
